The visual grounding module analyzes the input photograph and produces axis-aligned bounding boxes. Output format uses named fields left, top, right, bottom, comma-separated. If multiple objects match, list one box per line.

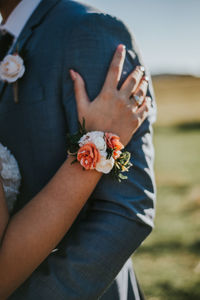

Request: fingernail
left=69, top=69, right=77, bottom=81
left=139, top=66, right=145, bottom=72
left=118, top=44, right=126, bottom=52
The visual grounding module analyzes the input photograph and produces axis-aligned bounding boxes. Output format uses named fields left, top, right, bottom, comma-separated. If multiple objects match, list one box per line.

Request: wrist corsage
left=67, top=120, right=132, bottom=181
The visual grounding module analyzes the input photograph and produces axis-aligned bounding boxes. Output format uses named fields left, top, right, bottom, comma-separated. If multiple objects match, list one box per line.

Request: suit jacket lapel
left=0, top=0, right=60, bottom=97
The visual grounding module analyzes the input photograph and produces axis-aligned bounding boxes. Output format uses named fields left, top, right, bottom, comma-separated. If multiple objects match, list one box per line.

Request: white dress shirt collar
left=0, top=0, right=42, bottom=39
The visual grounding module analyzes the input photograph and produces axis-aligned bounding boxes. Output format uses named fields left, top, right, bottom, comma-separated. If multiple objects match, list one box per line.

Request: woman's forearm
left=0, top=157, right=102, bottom=298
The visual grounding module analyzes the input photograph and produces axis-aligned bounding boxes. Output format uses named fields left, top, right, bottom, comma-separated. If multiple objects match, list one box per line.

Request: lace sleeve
left=0, top=144, right=21, bottom=213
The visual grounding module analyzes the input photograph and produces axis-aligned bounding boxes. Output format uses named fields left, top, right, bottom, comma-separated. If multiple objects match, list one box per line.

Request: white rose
left=79, top=131, right=107, bottom=152
left=0, top=54, right=25, bottom=83
left=95, top=152, right=115, bottom=174
left=93, top=136, right=107, bottom=151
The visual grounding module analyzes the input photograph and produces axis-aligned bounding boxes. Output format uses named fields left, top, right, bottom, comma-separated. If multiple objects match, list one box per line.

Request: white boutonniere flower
left=0, top=53, right=25, bottom=103
left=0, top=54, right=25, bottom=83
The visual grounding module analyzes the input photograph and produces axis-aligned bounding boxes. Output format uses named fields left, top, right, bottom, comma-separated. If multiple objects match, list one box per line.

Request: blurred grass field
left=133, top=75, right=200, bottom=299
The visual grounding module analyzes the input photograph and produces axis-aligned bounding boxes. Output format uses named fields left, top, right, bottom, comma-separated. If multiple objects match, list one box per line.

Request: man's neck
left=0, top=0, right=21, bottom=24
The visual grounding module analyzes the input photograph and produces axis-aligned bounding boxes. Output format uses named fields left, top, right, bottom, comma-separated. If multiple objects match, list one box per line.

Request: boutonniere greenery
left=0, top=49, right=25, bottom=103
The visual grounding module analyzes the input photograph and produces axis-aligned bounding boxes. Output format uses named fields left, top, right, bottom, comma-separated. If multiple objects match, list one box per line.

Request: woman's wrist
left=67, top=126, right=132, bottom=182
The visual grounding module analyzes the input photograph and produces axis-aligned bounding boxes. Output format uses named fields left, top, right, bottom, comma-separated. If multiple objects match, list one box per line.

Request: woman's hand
left=70, top=44, right=151, bottom=146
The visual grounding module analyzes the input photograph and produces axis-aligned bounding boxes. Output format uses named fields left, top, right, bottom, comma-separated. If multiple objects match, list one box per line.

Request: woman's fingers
left=120, top=65, right=145, bottom=96
left=132, top=76, right=149, bottom=106
left=69, top=69, right=90, bottom=121
left=136, top=97, right=151, bottom=123
left=103, top=44, right=126, bottom=89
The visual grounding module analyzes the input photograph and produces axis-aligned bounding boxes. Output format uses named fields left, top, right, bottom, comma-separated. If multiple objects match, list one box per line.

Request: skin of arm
left=0, top=156, right=102, bottom=298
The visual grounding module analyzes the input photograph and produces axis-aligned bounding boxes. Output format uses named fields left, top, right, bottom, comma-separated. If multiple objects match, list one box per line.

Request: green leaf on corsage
left=111, top=151, right=133, bottom=182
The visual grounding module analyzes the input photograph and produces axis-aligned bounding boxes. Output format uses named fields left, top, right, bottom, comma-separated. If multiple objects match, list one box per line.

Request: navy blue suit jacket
left=0, top=0, right=156, bottom=298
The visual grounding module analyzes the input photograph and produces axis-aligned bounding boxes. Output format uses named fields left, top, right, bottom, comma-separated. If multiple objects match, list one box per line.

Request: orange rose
left=105, top=133, right=124, bottom=151
left=77, top=143, right=100, bottom=170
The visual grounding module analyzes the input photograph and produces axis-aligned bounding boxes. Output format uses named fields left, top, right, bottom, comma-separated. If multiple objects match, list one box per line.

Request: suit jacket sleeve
left=54, top=13, right=156, bottom=298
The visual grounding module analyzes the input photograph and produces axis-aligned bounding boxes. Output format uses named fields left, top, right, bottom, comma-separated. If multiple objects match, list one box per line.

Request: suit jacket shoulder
left=42, top=0, right=134, bottom=50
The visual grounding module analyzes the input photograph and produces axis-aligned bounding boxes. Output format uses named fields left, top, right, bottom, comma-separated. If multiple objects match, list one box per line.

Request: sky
left=75, top=0, right=200, bottom=76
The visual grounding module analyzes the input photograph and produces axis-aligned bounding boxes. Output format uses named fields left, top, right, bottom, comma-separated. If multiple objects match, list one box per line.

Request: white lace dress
left=0, top=143, right=21, bottom=213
